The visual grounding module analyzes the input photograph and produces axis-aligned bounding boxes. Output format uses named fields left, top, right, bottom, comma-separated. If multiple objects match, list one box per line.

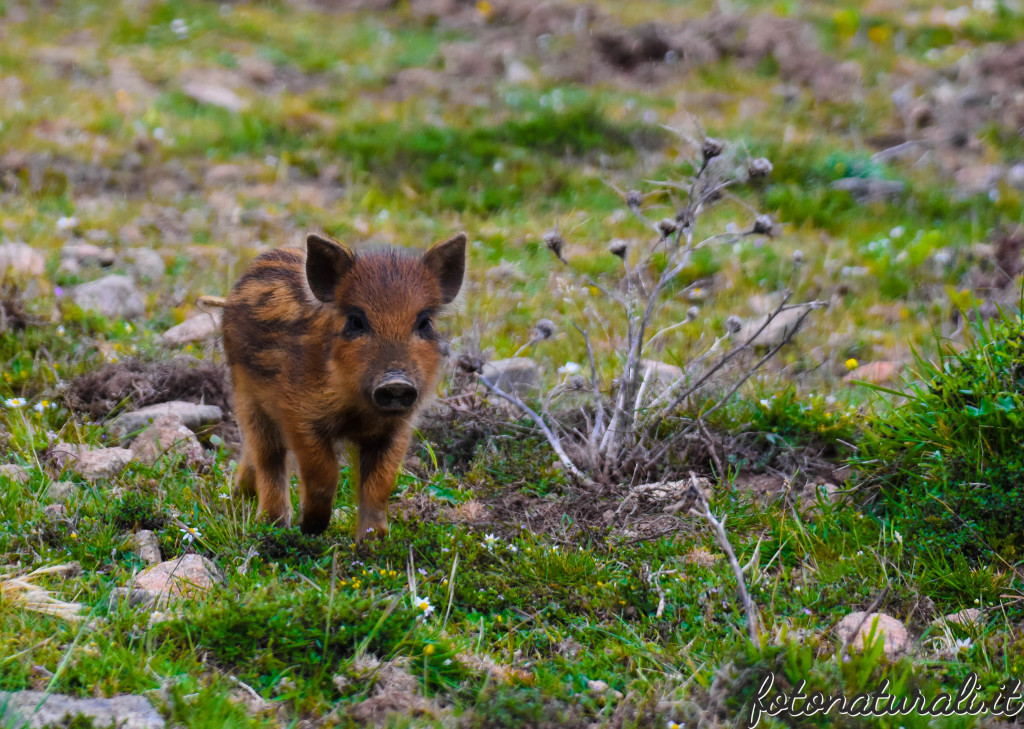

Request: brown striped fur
left=222, top=232, right=466, bottom=541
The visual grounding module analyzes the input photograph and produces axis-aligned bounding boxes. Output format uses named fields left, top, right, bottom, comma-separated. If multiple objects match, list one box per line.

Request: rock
left=931, top=608, right=983, bottom=630
left=53, top=443, right=132, bottom=481
left=182, top=81, right=247, bottom=112
left=161, top=311, right=221, bottom=346
left=109, top=401, right=223, bottom=440
left=587, top=679, right=609, bottom=694
left=129, top=414, right=205, bottom=466
left=47, top=481, right=77, bottom=501
left=125, top=247, right=165, bottom=281
left=481, top=357, right=541, bottom=396
left=1009, top=163, right=1024, bottom=191
left=835, top=612, right=909, bottom=660
left=133, top=553, right=221, bottom=602
left=61, top=242, right=116, bottom=267
left=0, top=463, right=30, bottom=484
left=43, top=503, right=67, bottom=520
left=0, top=691, right=164, bottom=729
left=954, top=164, right=1003, bottom=196
left=639, top=359, right=683, bottom=396
left=131, top=529, right=162, bottom=566
left=72, top=274, right=145, bottom=319
left=843, top=361, right=902, bottom=385
left=0, top=242, right=45, bottom=276
left=733, top=306, right=814, bottom=347
left=831, top=177, right=906, bottom=202
left=504, top=59, right=537, bottom=85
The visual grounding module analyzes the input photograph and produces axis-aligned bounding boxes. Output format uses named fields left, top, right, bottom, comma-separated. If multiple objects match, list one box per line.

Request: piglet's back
left=222, top=248, right=326, bottom=380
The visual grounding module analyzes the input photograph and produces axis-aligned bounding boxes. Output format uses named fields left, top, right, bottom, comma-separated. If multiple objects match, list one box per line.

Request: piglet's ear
left=306, top=233, right=355, bottom=303
left=423, top=232, right=466, bottom=305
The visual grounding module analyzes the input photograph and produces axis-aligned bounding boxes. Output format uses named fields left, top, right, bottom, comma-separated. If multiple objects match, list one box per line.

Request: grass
left=1, top=0, right=1023, bottom=725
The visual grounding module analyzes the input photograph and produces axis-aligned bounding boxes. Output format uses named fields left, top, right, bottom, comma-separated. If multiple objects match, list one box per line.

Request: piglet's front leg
left=355, top=427, right=412, bottom=542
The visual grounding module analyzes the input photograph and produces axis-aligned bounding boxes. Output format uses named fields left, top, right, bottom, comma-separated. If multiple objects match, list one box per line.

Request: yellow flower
left=476, top=0, right=493, bottom=19
left=845, top=358, right=858, bottom=371
left=69, top=532, right=78, bottom=540
left=424, top=644, right=436, bottom=656
left=389, top=570, right=397, bottom=578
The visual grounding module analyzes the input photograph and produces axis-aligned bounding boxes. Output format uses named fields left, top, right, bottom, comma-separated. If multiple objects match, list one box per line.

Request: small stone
left=931, top=608, right=983, bottom=630
left=129, top=414, right=205, bottom=467
left=0, top=242, right=45, bottom=276
left=53, top=443, right=133, bottom=481
left=125, top=247, right=165, bottom=281
left=843, top=361, right=902, bottom=385
left=47, top=481, right=77, bottom=501
left=182, top=81, right=248, bottom=112
left=835, top=612, right=909, bottom=660
left=43, top=504, right=67, bottom=520
left=61, top=242, right=116, bottom=267
left=72, top=274, right=145, bottom=319
left=133, top=553, right=222, bottom=603
left=161, top=311, right=221, bottom=346
left=639, top=359, right=684, bottom=396
left=0, top=463, right=30, bottom=484
left=131, top=529, right=162, bottom=566
left=504, top=59, right=536, bottom=85
left=0, top=691, right=165, bottom=729
left=481, top=357, right=541, bottom=396
left=109, top=401, right=223, bottom=440
left=1008, top=163, right=1024, bottom=191
left=733, top=306, right=815, bottom=347
left=587, top=679, right=609, bottom=694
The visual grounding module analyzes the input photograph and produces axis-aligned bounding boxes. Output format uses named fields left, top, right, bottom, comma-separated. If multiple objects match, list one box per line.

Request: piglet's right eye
left=342, top=310, right=370, bottom=338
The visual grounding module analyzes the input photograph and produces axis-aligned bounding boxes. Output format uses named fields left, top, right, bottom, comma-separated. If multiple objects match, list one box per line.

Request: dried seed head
left=686, top=305, right=699, bottom=322
left=608, top=239, right=628, bottom=259
left=702, top=137, right=724, bottom=162
left=455, top=353, right=484, bottom=373
left=676, top=209, right=694, bottom=230
left=626, top=189, right=643, bottom=209
left=533, top=318, right=556, bottom=340
left=725, top=315, right=743, bottom=334
left=657, top=218, right=678, bottom=236
left=566, top=375, right=587, bottom=391
left=748, top=157, right=773, bottom=178
left=543, top=230, right=565, bottom=260
left=752, top=215, right=774, bottom=236
left=792, top=249, right=804, bottom=264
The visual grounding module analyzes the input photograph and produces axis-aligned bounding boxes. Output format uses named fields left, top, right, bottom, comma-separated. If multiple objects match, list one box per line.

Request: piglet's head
left=305, top=231, right=466, bottom=416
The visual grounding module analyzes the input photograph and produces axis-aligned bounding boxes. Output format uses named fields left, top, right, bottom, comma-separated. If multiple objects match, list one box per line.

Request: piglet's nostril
left=373, top=375, right=418, bottom=412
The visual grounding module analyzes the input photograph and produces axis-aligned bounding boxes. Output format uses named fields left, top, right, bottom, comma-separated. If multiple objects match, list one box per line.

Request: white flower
left=558, top=361, right=581, bottom=375
left=179, top=525, right=202, bottom=543
left=667, top=722, right=684, bottom=729
left=893, top=530, right=903, bottom=544
left=413, top=595, right=435, bottom=616
left=955, top=637, right=973, bottom=652
left=483, top=533, right=499, bottom=548
left=170, top=18, right=189, bottom=38
left=890, top=225, right=905, bottom=239
left=759, top=399, right=771, bottom=408
left=56, top=216, right=79, bottom=232
left=508, top=544, right=518, bottom=553
left=56, top=325, right=65, bottom=335
left=4, top=398, right=26, bottom=408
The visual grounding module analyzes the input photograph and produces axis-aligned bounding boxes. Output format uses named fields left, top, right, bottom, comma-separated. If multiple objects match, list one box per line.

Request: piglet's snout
left=373, top=372, right=418, bottom=412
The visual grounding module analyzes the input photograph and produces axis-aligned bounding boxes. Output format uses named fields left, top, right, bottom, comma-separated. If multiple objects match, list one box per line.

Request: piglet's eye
left=415, top=311, right=434, bottom=338
left=343, top=309, right=370, bottom=338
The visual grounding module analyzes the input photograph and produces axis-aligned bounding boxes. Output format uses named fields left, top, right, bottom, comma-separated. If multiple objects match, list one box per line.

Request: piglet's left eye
left=415, top=312, right=434, bottom=337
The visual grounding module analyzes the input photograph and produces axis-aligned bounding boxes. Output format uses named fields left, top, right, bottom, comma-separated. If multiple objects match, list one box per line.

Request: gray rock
left=481, top=357, right=541, bottom=396
left=61, top=242, right=116, bottom=267
left=831, top=177, right=906, bottom=203
left=53, top=442, right=132, bottom=481
left=182, top=81, right=247, bottom=112
left=42, top=503, right=67, bottom=520
left=125, top=247, right=165, bottom=282
left=109, top=401, right=223, bottom=440
left=1009, top=163, right=1024, bottom=191
left=133, top=554, right=222, bottom=604
left=733, top=306, right=814, bottom=347
left=47, top=481, right=77, bottom=501
left=131, top=529, right=162, bottom=566
left=639, top=359, right=683, bottom=396
left=835, top=612, right=909, bottom=660
left=72, top=274, right=145, bottom=319
left=161, top=311, right=221, bottom=346
left=0, top=691, right=164, bottom=728
left=931, top=608, right=983, bottom=630
left=0, top=242, right=45, bottom=276
left=129, top=414, right=205, bottom=467
left=0, top=464, right=30, bottom=484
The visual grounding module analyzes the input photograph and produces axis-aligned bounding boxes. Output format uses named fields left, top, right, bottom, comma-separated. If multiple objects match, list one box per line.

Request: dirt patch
left=65, top=356, right=231, bottom=420
left=346, top=659, right=442, bottom=724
